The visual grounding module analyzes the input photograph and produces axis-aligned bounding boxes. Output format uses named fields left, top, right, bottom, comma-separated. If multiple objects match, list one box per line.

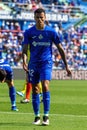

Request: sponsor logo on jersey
left=32, top=41, right=50, bottom=46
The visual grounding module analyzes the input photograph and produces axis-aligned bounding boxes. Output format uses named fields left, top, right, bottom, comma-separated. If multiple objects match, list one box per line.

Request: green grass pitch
left=0, top=80, right=87, bottom=130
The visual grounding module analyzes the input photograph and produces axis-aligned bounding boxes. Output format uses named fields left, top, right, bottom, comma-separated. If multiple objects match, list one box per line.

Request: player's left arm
left=22, top=44, right=29, bottom=72
left=56, top=43, right=72, bottom=76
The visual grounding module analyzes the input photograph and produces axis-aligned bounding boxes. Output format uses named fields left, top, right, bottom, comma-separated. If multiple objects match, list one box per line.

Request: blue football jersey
left=23, top=25, right=61, bottom=63
left=0, top=59, right=13, bottom=80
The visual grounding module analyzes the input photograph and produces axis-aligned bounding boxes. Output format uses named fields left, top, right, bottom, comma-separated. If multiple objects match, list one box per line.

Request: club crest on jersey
left=38, top=34, right=43, bottom=39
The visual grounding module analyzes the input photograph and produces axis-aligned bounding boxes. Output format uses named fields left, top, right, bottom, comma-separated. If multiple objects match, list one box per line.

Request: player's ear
left=45, top=20, right=49, bottom=25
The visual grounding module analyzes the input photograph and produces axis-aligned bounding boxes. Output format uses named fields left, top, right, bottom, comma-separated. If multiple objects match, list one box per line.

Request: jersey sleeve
left=22, top=30, right=29, bottom=45
left=52, top=30, right=62, bottom=45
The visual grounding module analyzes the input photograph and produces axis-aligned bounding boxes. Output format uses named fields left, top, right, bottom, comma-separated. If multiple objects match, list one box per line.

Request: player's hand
left=66, top=67, right=72, bottom=77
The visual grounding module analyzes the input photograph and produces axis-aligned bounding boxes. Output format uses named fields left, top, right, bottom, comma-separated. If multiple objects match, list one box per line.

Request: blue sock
left=32, top=94, right=40, bottom=117
left=43, top=91, right=50, bottom=116
left=9, top=86, right=16, bottom=107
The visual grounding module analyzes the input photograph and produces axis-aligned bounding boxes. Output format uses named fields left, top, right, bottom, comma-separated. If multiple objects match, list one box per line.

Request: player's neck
left=36, top=24, right=45, bottom=30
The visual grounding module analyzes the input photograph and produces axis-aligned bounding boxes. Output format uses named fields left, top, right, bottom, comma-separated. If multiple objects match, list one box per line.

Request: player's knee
left=42, top=80, right=49, bottom=92
left=32, top=85, right=40, bottom=94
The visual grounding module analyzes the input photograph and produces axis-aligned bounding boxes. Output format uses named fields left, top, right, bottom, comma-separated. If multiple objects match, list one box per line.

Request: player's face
left=34, top=12, right=46, bottom=29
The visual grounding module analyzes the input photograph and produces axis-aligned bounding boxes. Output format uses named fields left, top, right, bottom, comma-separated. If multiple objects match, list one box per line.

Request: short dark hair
left=0, top=69, right=7, bottom=82
left=34, top=8, right=46, bottom=15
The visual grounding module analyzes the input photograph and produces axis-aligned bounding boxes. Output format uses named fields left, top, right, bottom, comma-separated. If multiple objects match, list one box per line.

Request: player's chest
left=30, top=31, right=51, bottom=41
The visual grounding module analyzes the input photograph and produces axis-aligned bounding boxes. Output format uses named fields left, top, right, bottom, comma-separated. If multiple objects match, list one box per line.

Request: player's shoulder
left=45, top=25, right=57, bottom=36
left=25, top=26, right=35, bottom=32
left=24, top=26, right=35, bottom=35
left=45, top=25, right=56, bottom=32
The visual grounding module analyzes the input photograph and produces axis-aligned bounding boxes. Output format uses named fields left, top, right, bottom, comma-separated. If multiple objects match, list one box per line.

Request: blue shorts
left=28, top=60, right=52, bottom=84
left=6, top=70, right=13, bottom=81
left=0, top=66, right=13, bottom=81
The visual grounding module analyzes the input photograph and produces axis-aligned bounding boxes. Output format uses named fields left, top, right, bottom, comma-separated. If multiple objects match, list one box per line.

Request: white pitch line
left=0, top=111, right=87, bottom=118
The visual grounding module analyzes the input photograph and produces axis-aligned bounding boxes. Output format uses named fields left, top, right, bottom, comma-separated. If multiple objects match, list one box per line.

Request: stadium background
left=0, top=0, right=87, bottom=79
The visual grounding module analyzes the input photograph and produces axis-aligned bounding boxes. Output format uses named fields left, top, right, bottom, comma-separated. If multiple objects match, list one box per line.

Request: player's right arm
left=22, top=44, right=29, bottom=72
